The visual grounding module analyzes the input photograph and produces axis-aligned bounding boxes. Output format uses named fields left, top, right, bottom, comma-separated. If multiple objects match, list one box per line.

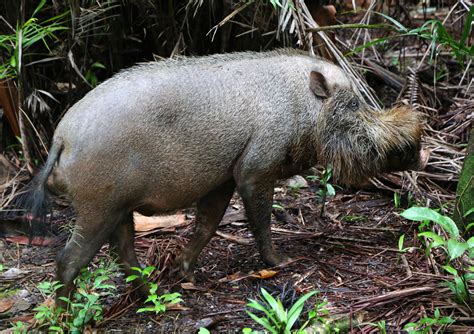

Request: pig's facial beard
left=315, top=102, right=422, bottom=186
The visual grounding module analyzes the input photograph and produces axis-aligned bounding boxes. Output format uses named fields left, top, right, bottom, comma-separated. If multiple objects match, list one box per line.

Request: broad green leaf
left=326, top=184, right=335, bottom=196
left=447, top=239, right=468, bottom=260
left=438, top=216, right=460, bottom=238
left=467, top=236, right=474, bottom=249
left=142, top=266, right=155, bottom=276
left=125, top=275, right=139, bottom=282
left=464, top=273, right=474, bottom=281
left=417, top=232, right=445, bottom=247
left=401, top=207, right=459, bottom=238
left=401, top=207, right=440, bottom=222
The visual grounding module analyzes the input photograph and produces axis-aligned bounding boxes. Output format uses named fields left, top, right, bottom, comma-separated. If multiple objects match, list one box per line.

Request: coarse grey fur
left=28, top=49, right=420, bottom=304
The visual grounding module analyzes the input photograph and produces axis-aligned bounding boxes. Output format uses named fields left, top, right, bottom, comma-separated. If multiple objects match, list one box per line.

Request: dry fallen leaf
left=252, top=269, right=278, bottom=279
left=0, top=298, right=14, bottom=313
left=180, top=282, right=207, bottom=291
left=134, top=212, right=187, bottom=232
left=5, top=236, right=53, bottom=246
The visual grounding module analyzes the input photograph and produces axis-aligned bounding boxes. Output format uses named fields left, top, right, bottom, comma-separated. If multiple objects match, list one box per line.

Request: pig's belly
left=133, top=172, right=234, bottom=214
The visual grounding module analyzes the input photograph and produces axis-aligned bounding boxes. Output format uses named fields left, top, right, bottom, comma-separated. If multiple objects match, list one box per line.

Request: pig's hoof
left=178, top=269, right=196, bottom=284
left=263, top=252, right=290, bottom=267
left=170, top=262, right=196, bottom=283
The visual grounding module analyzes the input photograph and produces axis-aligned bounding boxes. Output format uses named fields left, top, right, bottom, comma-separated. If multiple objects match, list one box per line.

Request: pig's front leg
left=234, top=142, right=289, bottom=266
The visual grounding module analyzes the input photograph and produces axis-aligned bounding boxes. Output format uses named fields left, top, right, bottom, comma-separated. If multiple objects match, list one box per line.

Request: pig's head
left=309, top=71, right=423, bottom=186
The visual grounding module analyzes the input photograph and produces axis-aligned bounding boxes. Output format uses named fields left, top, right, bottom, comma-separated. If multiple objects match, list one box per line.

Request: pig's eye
left=349, top=98, right=359, bottom=111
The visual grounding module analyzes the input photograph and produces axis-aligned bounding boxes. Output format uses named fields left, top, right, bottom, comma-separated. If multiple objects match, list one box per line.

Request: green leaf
left=398, top=234, right=405, bottom=251
left=32, top=0, right=47, bottom=18
left=464, top=273, right=474, bottom=281
left=142, top=266, right=155, bottom=277
left=286, top=291, right=317, bottom=331
left=198, top=328, right=211, bottom=334
left=447, top=239, right=468, bottom=260
left=459, top=6, right=474, bottom=50
left=467, top=236, right=474, bottom=249
left=463, top=207, right=474, bottom=218
left=401, top=207, right=459, bottom=238
left=417, top=231, right=445, bottom=247
left=442, top=265, right=458, bottom=276
left=272, top=204, right=284, bottom=210
left=401, top=207, right=438, bottom=221
left=260, top=288, right=284, bottom=320
left=48, top=326, right=63, bottom=333
left=126, top=275, right=139, bottom=282
left=246, top=311, right=278, bottom=334
left=247, top=299, right=274, bottom=321
left=466, top=222, right=474, bottom=232
left=376, top=12, right=408, bottom=32
left=326, top=184, right=335, bottom=197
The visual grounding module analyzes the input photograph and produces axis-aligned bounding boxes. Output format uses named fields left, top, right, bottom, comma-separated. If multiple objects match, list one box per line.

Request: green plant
left=347, top=7, right=474, bottom=65
left=398, top=234, right=412, bottom=253
left=403, top=308, right=454, bottom=334
left=401, top=207, right=474, bottom=304
left=244, top=288, right=329, bottom=334
left=317, top=166, right=335, bottom=216
left=127, top=266, right=182, bottom=315
left=273, top=203, right=285, bottom=210
left=85, top=61, right=106, bottom=87
left=0, top=0, right=68, bottom=79
left=34, top=260, right=118, bottom=333
left=361, top=320, right=387, bottom=334
left=343, top=215, right=367, bottom=222
left=464, top=208, right=474, bottom=232
left=393, top=192, right=401, bottom=208
left=11, top=320, right=28, bottom=334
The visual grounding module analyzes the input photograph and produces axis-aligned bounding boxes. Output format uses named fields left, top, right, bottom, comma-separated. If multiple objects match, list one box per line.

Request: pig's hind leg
left=55, top=204, right=123, bottom=308
left=109, top=212, right=149, bottom=298
left=176, top=180, right=235, bottom=282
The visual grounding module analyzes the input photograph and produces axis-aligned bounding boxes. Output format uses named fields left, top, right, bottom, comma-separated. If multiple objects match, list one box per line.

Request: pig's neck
left=283, top=111, right=319, bottom=175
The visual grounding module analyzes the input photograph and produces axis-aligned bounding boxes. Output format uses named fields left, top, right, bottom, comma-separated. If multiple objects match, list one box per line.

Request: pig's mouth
left=384, top=145, right=429, bottom=172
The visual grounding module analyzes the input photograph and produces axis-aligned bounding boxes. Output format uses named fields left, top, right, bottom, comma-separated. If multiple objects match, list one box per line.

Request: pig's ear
left=309, top=71, right=330, bottom=98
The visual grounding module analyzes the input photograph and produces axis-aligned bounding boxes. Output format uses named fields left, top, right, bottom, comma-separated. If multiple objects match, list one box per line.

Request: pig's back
left=53, top=50, right=349, bottom=209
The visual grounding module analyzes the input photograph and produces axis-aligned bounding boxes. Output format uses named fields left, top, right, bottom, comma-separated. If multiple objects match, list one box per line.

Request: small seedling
left=401, top=206, right=474, bottom=304
left=398, top=234, right=411, bottom=253
left=317, top=166, right=335, bottom=217
left=403, top=308, right=454, bottom=333
left=33, top=259, right=118, bottom=333
left=127, top=266, right=182, bottom=315
left=393, top=192, right=401, bottom=208
left=245, top=288, right=329, bottom=333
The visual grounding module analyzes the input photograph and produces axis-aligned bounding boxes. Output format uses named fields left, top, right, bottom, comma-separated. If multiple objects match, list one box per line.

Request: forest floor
left=0, top=175, right=470, bottom=333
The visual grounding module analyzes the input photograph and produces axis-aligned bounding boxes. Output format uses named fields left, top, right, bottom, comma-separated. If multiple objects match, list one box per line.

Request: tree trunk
left=454, top=126, right=474, bottom=237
